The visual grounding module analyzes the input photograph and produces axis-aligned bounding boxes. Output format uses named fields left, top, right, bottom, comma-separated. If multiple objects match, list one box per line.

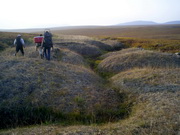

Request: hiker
left=43, top=30, right=53, bottom=60
left=14, top=34, right=25, bottom=56
left=35, top=34, right=44, bottom=59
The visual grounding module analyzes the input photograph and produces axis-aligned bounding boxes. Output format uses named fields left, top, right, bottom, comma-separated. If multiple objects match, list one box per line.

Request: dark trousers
left=44, top=47, right=51, bottom=60
left=16, top=46, right=24, bottom=55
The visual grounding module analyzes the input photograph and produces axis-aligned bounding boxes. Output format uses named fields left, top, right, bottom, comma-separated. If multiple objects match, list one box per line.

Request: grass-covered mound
left=0, top=33, right=179, bottom=134
left=0, top=45, right=130, bottom=129
left=55, top=42, right=102, bottom=57
left=1, top=91, right=179, bottom=135
left=84, top=40, right=113, bottom=51
left=110, top=67, right=180, bottom=93
left=98, top=48, right=180, bottom=74
left=26, top=46, right=87, bottom=66
left=54, top=36, right=124, bottom=57
left=0, top=57, right=103, bottom=111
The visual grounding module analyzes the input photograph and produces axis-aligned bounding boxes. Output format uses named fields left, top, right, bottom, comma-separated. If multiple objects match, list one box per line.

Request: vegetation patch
left=0, top=90, right=133, bottom=129
left=55, top=42, right=102, bottom=57
left=84, top=56, right=115, bottom=79
left=0, top=30, right=180, bottom=134
left=0, top=32, right=37, bottom=51
left=101, top=37, right=180, bottom=53
left=98, top=48, right=180, bottom=74
left=0, top=45, right=134, bottom=129
left=110, top=67, right=180, bottom=93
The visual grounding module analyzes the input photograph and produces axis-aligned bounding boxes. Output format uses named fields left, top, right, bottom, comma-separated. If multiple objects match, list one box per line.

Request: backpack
left=43, top=31, right=53, bottom=48
left=16, top=36, right=23, bottom=47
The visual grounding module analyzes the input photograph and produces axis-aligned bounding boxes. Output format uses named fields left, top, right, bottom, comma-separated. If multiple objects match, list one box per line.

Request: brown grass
left=1, top=91, right=179, bottom=135
left=52, top=25, right=180, bottom=40
left=24, top=46, right=88, bottom=66
left=110, top=67, right=180, bottom=93
left=98, top=48, right=180, bottom=74
left=52, top=25, right=180, bottom=53
left=0, top=47, right=118, bottom=113
left=0, top=44, right=130, bottom=129
left=55, top=42, right=102, bottom=57
left=0, top=33, right=180, bottom=134
left=106, top=37, right=180, bottom=53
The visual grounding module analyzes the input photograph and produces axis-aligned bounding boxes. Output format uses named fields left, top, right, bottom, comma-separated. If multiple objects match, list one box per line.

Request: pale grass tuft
left=110, top=67, right=180, bottom=93
left=98, top=48, right=180, bottom=73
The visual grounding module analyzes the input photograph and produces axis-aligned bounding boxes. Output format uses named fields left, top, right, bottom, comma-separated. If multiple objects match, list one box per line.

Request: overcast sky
left=0, top=0, right=180, bottom=29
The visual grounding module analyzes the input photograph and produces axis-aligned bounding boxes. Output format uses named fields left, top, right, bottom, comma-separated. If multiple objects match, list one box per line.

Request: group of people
left=13, top=31, right=53, bottom=60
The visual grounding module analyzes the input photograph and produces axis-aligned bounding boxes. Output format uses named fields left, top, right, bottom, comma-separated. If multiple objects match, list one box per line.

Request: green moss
left=97, top=71, right=115, bottom=79
left=84, top=57, right=115, bottom=79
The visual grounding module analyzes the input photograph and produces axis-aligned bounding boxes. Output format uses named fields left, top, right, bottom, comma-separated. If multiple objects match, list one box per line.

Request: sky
left=0, top=0, right=180, bottom=29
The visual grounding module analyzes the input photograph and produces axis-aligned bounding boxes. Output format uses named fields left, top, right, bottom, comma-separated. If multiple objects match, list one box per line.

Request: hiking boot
left=40, top=54, right=44, bottom=59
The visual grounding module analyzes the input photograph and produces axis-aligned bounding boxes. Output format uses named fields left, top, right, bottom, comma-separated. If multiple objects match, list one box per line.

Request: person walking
left=43, top=30, right=53, bottom=60
left=35, top=34, right=44, bottom=59
left=14, top=34, right=25, bottom=56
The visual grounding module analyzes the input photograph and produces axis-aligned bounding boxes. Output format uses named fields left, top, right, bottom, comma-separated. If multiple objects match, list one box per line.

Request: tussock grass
left=53, top=34, right=93, bottom=43
left=110, top=67, right=180, bottom=93
left=0, top=53, right=102, bottom=111
left=1, top=32, right=180, bottom=134
left=94, top=91, right=180, bottom=135
left=55, top=42, right=102, bottom=57
left=84, top=40, right=114, bottom=51
left=58, top=48, right=87, bottom=66
left=54, top=35, right=125, bottom=57
left=114, top=37, right=180, bottom=53
left=0, top=45, right=132, bottom=129
left=26, top=46, right=87, bottom=66
left=100, top=39, right=125, bottom=51
left=98, top=48, right=180, bottom=74
left=100, top=47, right=142, bottom=59
left=1, top=91, right=178, bottom=135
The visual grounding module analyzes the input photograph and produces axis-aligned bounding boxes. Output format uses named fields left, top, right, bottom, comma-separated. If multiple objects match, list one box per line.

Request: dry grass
left=100, top=48, right=142, bottom=59
left=110, top=67, right=180, bottom=93
left=53, top=34, right=93, bottom=43
left=55, top=42, right=102, bottom=57
left=98, top=48, right=180, bottom=74
left=0, top=47, right=117, bottom=113
left=52, top=25, right=180, bottom=53
left=53, top=35, right=124, bottom=57
left=25, top=46, right=88, bottom=66
left=52, top=25, right=180, bottom=40
left=0, top=44, right=129, bottom=129
left=1, top=91, right=179, bottom=135
left=0, top=33, right=180, bottom=134
left=58, top=48, right=88, bottom=66
left=97, top=91, right=180, bottom=135
left=108, top=37, right=180, bottom=53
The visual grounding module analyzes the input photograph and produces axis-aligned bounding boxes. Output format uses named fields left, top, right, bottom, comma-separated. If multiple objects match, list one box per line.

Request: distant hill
left=1, top=20, right=180, bottom=33
left=118, top=21, right=158, bottom=26
left=117, top=20, right=180, bottom=26
left=164, top=21, right=180, bottom=24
